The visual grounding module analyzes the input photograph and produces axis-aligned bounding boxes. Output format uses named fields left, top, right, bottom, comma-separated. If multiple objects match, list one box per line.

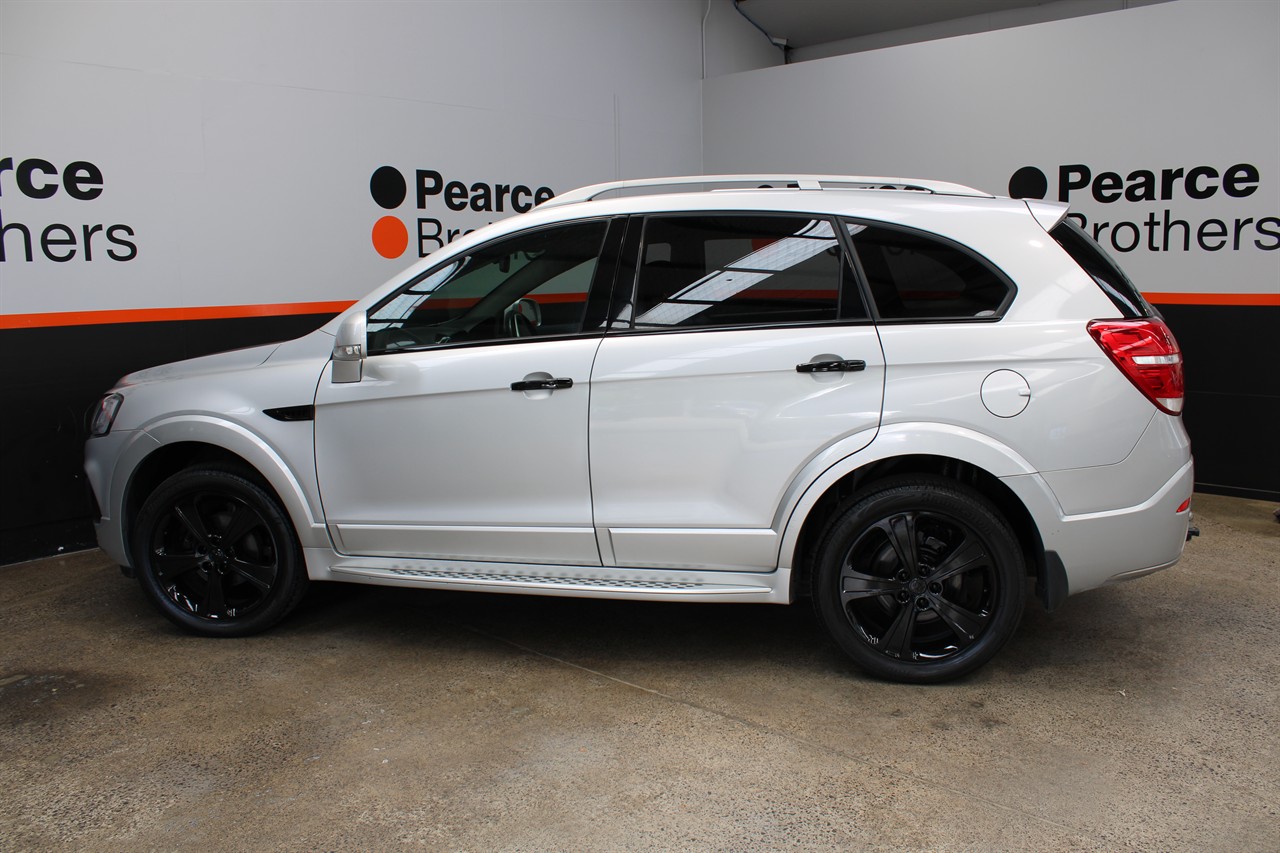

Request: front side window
left=845, top=221, right=1013, bottom=321
left=619, top=214, right=860, bottom=330
left=367, top=220, right=608, bottom=353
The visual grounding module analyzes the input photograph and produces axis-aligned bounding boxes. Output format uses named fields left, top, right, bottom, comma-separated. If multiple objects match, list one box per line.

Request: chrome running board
left=318, top=557, right=787, bottom=603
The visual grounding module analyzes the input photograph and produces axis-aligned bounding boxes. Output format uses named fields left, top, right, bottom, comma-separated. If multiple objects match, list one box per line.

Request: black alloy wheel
left=813, top=476, right=1026, bottom=683
left=133, top=467, right=307, bottom=636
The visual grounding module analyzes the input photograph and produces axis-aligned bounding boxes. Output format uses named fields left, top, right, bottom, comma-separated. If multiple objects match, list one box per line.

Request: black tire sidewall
left=133, top=467, right=307, bottom=637
left=813, top=476, right=1026, bottom=683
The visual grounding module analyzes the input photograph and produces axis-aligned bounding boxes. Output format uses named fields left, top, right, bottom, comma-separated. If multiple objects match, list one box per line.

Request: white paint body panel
left=87, top=329, right=337, bottom=565
left=85, top=180, right=1194, bottom=613
left=877, top=320, right=1154, bottom=473
left=1001, top=456, right=1193, bottom=594
left=314, top=338, right=603, bottom=565
left=590, top=324, right=884, bottom=570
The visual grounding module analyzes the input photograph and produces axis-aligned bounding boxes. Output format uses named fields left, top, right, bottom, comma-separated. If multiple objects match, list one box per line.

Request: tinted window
left=367, top=220, right=607, bottom=353
left=620, top=215, right=861, bottom=330
left=1051, top=219, right=1153, bottom=319
left=846, top=222, right=1012, bottom=320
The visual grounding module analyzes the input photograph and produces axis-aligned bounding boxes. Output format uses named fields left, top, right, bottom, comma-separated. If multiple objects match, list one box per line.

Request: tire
left=812, top=476, right=1026, bottom=683
left=132, top=467, right=308, bottom=637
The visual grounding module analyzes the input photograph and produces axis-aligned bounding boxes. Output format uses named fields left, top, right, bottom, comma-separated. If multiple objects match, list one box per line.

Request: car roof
left=530, top=174, right=1067, bottom=231
left=539, top=174, right=994, bottom=208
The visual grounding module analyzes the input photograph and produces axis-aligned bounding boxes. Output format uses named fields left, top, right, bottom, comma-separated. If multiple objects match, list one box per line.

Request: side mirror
left=332, top=311, right=366, bottom=383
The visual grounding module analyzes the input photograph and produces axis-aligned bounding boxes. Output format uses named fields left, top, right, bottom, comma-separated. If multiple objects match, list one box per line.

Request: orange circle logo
left=371, top=215, right=408, bottom=259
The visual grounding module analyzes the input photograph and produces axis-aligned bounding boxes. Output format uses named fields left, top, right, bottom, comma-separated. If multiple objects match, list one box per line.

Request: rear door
left=589, top=213, right=885, bottom=571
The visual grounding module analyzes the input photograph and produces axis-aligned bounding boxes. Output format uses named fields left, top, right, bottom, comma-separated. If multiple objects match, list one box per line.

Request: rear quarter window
left=1050, top=219, right=1154, bottom=319
left=844, top=221, right=1014, bottom=321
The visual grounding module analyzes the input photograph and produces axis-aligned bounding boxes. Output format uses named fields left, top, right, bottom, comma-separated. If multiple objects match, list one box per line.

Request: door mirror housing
left=332, top=311, right=366, bottom=383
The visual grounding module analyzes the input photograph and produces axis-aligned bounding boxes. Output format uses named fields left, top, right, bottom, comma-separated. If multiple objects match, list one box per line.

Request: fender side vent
left=264, top=405, right=315, bottom=422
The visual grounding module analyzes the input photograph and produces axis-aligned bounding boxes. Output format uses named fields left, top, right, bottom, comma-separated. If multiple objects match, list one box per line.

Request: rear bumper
left=1006, top=458, right=1193, bottom=598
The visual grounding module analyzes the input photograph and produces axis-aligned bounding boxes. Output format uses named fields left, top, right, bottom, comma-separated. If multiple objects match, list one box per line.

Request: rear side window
left=1050, top=219, right=1153, bottom=319
left=622, top=214, right=864, bottom=330
left=845, top=221, right=1013, bottom=321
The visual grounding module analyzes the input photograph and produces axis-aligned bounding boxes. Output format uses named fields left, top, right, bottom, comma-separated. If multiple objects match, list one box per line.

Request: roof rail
left=538, top=174, right=992, bottom=209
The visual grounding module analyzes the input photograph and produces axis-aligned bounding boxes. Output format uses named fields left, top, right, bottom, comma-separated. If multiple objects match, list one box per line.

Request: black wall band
left=1, top=304, right=1275, bottom=565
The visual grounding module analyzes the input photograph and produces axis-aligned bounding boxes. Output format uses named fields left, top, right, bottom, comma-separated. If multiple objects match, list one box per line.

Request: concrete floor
left=2, top=495, right=1277, bottom=851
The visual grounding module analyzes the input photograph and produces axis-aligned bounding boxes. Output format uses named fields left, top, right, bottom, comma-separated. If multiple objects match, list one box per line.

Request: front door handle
left=796, top=359, right=866, bottom=373
left=510, top=377, right=574, bottom=391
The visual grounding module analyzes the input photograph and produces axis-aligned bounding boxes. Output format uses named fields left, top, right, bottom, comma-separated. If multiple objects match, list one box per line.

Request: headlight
left=90, top=393, right=123, bottom=436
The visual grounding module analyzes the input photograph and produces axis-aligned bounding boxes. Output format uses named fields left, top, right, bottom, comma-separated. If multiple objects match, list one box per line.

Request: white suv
left=85, top=175, right=1194, bottom=682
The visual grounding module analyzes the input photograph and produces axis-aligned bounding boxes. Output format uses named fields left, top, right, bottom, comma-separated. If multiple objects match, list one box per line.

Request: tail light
left=1087, top=319, right=1184, bottom=415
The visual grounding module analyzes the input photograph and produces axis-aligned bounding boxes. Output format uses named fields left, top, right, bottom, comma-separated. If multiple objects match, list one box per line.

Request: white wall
left=0, top=0, right=753, bottom=319
left=703, top=0, right=1279, bottom=300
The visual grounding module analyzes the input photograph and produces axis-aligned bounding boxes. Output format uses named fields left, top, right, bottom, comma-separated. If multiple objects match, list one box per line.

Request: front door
left=315, top=218, right=613, bottom=566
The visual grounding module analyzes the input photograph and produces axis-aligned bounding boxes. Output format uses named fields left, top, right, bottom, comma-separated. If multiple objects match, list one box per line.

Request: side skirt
left=303, top=548, right=791, bottom=603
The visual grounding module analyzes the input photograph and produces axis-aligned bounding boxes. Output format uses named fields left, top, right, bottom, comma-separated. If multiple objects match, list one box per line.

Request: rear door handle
left=796, top=359, right=866, bottom=373
left=510, top=377, right=574, bottom=391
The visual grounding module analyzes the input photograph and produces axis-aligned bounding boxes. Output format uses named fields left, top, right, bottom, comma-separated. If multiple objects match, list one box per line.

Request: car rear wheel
left=812, top=476, right=1026, bottom=683
left=133, top=467, right=307, bottom=636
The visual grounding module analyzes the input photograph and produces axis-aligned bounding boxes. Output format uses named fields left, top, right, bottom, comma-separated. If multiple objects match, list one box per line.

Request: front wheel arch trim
left=120, top=418, right=325, bottom=566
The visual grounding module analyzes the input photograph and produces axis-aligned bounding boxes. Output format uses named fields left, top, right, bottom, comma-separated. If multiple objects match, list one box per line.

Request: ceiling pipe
left=732, top=0, right=790, bottom=63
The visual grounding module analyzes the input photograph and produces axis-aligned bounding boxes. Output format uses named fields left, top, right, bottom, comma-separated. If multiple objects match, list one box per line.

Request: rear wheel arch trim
left=777, top=424, right=1040, bottom=577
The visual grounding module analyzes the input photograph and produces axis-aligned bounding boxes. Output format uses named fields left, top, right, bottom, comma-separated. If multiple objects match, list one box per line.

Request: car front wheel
left=133, top=467, right=308, bottom=636
left=812, top=476, right=1026, bottom=683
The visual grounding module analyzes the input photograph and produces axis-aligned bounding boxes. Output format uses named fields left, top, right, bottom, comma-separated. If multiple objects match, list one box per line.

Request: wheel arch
left=119, top=418, right=325, bottom=568
left=783, top=448, right=1049, bottom=610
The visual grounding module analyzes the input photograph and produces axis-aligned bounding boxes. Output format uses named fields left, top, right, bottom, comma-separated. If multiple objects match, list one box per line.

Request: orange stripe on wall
left=0, top=300, right=356, bottom=330
left=0, top=292, right=1275, bottom=330
left=1143, top=292, right=1280, bottom=307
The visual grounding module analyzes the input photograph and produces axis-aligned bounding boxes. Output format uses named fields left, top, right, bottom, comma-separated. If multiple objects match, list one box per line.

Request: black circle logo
left=1008, top=166, right=1048, bottom=200
left=370, top=166, right=407, bottom=209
